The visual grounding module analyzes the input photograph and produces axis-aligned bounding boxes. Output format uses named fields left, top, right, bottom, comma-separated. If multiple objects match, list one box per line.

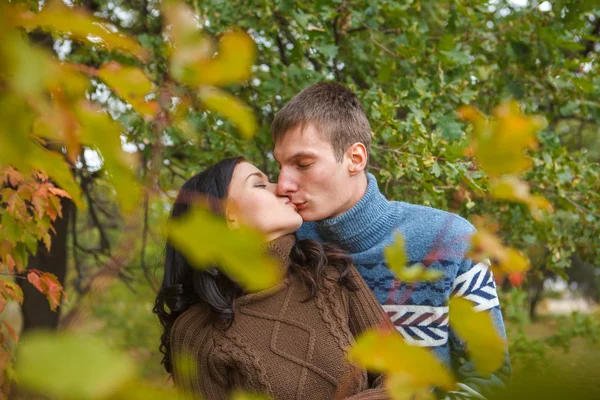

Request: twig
left=141, top=193, right=158, bottom=292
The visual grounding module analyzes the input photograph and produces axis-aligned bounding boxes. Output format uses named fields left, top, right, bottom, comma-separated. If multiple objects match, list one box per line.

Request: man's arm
left=445, top=259, right=511, bottom=399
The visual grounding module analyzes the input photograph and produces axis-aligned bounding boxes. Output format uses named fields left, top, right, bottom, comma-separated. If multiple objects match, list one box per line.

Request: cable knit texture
left=170, top=234, right=394, bottom=400
left=297, top=173, right=511, bottom=399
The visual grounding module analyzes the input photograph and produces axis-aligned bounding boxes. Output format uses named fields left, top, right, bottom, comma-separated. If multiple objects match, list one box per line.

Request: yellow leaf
left=458, top=101, right=546, bottom=177
left=384, top=233, right=443, bottom=283
left=161, top=1, right=256, bottom=87
left=76, top=101, right=141, bottom=213
left=167, top=206, right=283, bottom=291
left=385, top=374, right=436, bottom=400
left=448, top=297, right=506, bottom=376
left=12, top=0, right=148, bottom=61
left=97, top=62, right=158, bottom=120
left=187, top=30, right=257, bottom=87
left=348, top=329, right=456, bottom=391
left=199, top=87, right=257, bottom=138
left=468, top=226, right=530, bottom=275
left=490, top=176, right=553, bottom=219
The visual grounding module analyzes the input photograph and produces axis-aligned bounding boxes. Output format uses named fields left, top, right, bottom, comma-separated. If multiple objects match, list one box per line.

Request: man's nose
left=276, top=169, right=298, bottom=196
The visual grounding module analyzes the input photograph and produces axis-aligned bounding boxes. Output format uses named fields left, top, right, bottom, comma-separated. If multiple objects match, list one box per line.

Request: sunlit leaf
left=448, top=297, right=506, bottom=376
left=384, top=233, right=444, bottom=283
left=468, top=224, right=530, bottom=277
left=198, top=87, right=257, bottom=138
left=458, top=102, right=546, bottom=177
left=11, top=0, right=148, bottom=61
left=348, top=329, right=456, bottom=391
left=162, top=1, right=256, bottom=87
left=385, top=374, right=436, bottom=400
left=490, top=176, right=553, bottom=219
left=15, top=332, right=136, bottom=399
left=167, top=206, right=282, bottom=291
left=97, top=62, right=158, bottom=120
left=185, top=30, right=256, bottom=87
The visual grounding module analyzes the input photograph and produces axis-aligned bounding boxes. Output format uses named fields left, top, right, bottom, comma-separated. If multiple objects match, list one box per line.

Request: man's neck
left=328, top=172, right=369, bottom=219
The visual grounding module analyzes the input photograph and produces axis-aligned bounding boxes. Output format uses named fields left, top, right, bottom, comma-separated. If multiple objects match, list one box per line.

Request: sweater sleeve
left=171, top=305, right=229, bottom=400
left=445, top=259, right=511, bottom=400
left=346, top=265, right=396, bottom=336
left=345, top=266, right=396, bottom=399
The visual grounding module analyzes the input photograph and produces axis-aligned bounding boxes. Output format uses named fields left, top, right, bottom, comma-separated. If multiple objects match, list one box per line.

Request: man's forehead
left=274, top=124, right=331, bottom=161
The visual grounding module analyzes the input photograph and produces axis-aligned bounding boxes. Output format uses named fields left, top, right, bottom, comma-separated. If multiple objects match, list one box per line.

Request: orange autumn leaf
left=468, top=220, right=530, bottom=278
left=27, top=270, right=66, bottom=312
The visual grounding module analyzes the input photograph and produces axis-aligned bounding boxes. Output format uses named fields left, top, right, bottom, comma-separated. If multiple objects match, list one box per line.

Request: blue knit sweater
left=297, top=173, right=510, bottom=398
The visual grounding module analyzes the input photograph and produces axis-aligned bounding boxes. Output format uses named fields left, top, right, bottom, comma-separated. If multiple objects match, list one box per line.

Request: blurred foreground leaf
left=458, top=101, right=546, bottom=177
left=348, top=329, right=456, bottom=392
left=15, top=332, right=136, bottom=399
left=12, top=0, right=148, bottom=61
left=97, top=62, right=158, bottom=120
left=385, top=233, right=444, bottom=283
left=167, top=206, right=282, bottom=291
left=490, top=176, right=553, bottom=219
left=448, top=297, right=506, bottom=376
left=199, top=87, right=258, bottom=138
left=468, top=223, right=530, bottom=279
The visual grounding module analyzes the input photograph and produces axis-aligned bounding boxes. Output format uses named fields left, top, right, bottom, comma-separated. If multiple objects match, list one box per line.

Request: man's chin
left=298, top=208, right=327, bottom=222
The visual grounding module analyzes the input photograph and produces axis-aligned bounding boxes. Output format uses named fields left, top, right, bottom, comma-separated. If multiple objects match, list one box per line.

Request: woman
left=153, top=157, right=394, bottom=399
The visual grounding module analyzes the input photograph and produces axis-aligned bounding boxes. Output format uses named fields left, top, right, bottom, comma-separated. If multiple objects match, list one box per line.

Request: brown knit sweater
left=170, top=235, right=394, bottom=400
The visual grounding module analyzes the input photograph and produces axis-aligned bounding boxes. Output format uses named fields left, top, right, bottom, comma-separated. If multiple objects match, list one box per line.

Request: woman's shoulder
left=171, top=303, right=214, bottom=344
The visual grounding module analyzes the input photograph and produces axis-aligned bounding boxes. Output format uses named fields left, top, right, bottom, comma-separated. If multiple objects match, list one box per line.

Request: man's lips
left=285, top=200, right=298, bottom=210
left=293, top=202, right=307, bottom=210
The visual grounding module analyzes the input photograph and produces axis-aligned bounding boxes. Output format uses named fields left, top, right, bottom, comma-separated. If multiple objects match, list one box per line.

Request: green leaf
left=76, top=101, right=141, bottom=214
left=15, top=332, right=136, bottom=399
left=448, top=297, right=506, bottom=376
left=198, top=87, right=258, bottom=139
left=319, top=44, right=339, bottom=58
left=167, top=206, right=283, bottom=291
left=438, top=34, right=455, bottom=51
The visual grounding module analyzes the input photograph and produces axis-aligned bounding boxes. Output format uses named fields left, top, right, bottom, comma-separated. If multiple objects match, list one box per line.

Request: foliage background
left=1, top=0, right=600, bottom=397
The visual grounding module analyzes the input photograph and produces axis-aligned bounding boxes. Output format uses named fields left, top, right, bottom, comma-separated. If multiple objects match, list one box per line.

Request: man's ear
left=346, top=142, right=367, bottom=176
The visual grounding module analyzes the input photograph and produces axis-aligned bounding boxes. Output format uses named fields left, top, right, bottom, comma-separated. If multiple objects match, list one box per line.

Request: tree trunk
left=18, top=196, right=73, bottom=331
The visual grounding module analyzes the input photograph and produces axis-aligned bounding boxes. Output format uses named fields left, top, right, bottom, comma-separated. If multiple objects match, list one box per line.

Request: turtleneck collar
left=316, top=173, right=395, bottom=253
left=235, top=234, right=295, bottom=306
left=265, top=233, right=296, bottom=267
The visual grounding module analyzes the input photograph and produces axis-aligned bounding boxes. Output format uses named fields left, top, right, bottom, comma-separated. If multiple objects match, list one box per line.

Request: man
left=272, top=82, right=510, bottom=399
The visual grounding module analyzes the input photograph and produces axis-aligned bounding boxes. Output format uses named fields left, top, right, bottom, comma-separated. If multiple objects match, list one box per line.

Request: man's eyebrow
left=245, top=172, right=266, bottom=182
left=287, top=151, right=318, bottom=163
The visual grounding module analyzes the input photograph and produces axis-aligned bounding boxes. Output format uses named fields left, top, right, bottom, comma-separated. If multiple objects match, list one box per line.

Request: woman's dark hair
left=153, top=157, right=357, bottom=374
